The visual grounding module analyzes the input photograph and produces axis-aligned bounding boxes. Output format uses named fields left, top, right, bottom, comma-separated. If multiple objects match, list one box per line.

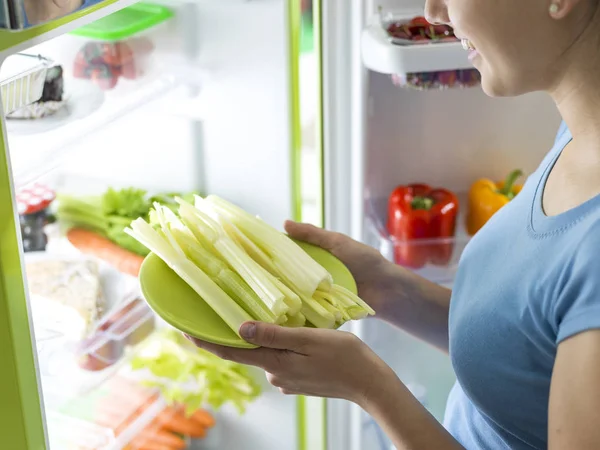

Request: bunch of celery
left=125, top=195, right=375, bottom=335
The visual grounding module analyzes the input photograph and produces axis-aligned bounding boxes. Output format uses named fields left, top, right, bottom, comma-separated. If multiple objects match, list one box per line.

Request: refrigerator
left=0, top=0, right=563, bottom=449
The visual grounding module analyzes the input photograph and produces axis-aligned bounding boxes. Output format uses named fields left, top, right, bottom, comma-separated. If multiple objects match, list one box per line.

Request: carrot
left=144, top=428, right=186, bottom=450
left=190, top=409, right=216, bottom=429
left=66, top=228, right=144, bottom=277
left=113, top=395, right=161, bottom=436
left=156, top=409, right=206, bottom=438
left=127, top=435, right=175, bottom=450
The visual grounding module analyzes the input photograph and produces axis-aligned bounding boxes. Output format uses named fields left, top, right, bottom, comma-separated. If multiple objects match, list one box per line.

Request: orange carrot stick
left=137, top=427, right=186, bottom=449
left=127, top=436, right=175, bottom=450
left=66, top=228, right=144, bottom=277
left=156, top=409, right=206, bottom=438
left=190, top=409, right=216, bottom=429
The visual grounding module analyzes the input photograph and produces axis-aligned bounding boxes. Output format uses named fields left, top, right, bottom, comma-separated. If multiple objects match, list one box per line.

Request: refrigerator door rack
left=390, top=69, right=480, bottom=91
left=361, top=10, right=473, bottom=75
left=365, top=197, right=470, bottom=285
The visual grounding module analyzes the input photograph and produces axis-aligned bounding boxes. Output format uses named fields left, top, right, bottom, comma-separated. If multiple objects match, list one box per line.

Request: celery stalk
left=125, top=220, right=253, bottom=336
left=314, top=291, right=351, bottom=321
left=315, top=297, right=342, bottom=323
left=177, top=199, right=288, bottom=318
left=332, top=285, right=376, bottom=316
left=263, top=272, right=302, bottom=316
left=220, top=220, right=279, bottom=276
left=346, top=306, right=369, bottom=320
left=285, top=312, right=306, bottom=328
left=298, top=293, right=336, bottom=329
left=171, top=229, right=276, bottom=323
left=204, top=195, right=333, bottom=296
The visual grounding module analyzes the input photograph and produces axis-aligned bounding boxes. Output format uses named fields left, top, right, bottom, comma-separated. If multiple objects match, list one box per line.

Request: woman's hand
left=188, top=323, right=463, bottom=450
left=286, top=221, right=453, bottom=352
left=285, top=221, right=396, bottom=315
left=187, top=322, right=394, bottom=404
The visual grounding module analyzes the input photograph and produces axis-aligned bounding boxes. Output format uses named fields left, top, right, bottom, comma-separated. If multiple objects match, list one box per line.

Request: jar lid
left=16, top=184, right=56, bottom=215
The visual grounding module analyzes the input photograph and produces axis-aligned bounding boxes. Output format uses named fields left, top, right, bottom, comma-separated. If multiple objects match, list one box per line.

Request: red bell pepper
left=387, top=184, right=459, bottom=269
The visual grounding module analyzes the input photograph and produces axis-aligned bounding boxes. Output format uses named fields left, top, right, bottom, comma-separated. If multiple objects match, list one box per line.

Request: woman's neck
left=551, top=26, right=600, bottom=149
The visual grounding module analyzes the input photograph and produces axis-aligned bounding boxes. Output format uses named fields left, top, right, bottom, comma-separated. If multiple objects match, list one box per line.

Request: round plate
left=139, top=240, right=358, bottom=348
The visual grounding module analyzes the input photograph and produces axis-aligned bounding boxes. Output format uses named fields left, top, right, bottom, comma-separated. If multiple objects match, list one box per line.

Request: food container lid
left=16, top=183, right=56, bottom=215
left=69, top=2, right=173, bottom=41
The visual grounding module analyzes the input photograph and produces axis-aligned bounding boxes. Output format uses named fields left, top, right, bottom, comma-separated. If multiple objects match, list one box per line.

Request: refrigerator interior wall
left=3, top=1, right=301, bottom=448
left=365, top=75, right=561, bottom=200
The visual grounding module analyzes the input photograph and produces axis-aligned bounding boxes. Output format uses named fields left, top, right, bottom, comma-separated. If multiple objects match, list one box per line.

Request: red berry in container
left=120, top=61, right=137, bottom=80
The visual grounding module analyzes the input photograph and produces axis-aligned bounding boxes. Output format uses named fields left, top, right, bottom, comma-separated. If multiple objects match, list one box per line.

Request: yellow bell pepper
left=466, top=170, right=523, bottom=236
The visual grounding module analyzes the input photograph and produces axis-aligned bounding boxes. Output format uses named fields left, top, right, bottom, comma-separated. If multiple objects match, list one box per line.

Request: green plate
left=139, top=240, right=357, bottom=349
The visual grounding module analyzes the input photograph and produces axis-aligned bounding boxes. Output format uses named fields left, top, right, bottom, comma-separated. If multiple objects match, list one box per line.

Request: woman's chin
left=480, top=73, right=517, bottom=98
left=479, top=66, right=532, bottom=98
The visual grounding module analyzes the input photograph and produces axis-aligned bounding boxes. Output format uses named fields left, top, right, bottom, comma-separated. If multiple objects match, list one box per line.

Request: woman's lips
left=461, top=39, right=479, bottom=61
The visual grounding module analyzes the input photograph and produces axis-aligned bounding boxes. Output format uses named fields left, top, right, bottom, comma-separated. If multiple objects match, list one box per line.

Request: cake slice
left=7, top=64, right=66, bottom=120
left=26, top=257, right=105, bottom=340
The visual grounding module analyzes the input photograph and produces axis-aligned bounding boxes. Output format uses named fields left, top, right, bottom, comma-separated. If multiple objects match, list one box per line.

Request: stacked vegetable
left=125, top=195, right=375, bottom=335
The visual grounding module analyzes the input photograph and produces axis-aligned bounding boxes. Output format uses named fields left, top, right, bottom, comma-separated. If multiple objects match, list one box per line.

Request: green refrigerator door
left=0, top=3, right=136, bottom=449
left=0, top=0, right=327, bottom=447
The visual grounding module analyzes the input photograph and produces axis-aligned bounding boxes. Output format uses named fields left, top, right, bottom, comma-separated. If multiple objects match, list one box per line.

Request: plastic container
left=365, top=197, right=470, bottom=284
left=76, top=296, right=156, bottom=372
left=361, top=9, right=472, bottom=75
left=0, top=53, right=51, bottom=114
left=45, top=374, right=167, bottom=450
left=25, top=251, right=155, bottom=375
left=66, top=3, right=174, bottom=91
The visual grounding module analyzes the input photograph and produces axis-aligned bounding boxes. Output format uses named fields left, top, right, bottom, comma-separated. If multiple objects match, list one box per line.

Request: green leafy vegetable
left=56, top=187, right=201, bottom=256
left=130, top=329, right=261, bottom=415
left=102, top=187, right=150, bottom=219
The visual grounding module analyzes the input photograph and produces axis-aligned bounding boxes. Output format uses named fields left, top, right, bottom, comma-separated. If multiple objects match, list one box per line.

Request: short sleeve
left=553, top=238, right=600, bottom=344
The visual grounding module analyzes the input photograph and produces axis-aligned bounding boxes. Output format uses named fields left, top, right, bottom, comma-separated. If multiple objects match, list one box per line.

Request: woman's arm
left=23, top=0, right=83, bottom=24
left=378, top=263, right=453, bottom=353
left=362, top=363, right=464, bottom=450
left=285, top=221, right=453, bottom=353
left=549, top=330, right=600, bottom=449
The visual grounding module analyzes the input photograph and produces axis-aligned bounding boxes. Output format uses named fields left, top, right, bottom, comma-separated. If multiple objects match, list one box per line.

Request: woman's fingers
left=185, top=334, right=283, bottom=370
left=239, top=322, right=314, bottom=354
left=284, top=221, right=344, bottom=253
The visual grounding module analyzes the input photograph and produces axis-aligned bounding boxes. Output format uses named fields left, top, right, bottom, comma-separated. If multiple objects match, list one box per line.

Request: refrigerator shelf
left=5, top=74, right=177, bottom=189
left=365, top=197, right=471, bottom=285
left=44, top=372, right=169, bottom=450
left=361, top=10, right=473, bottom=75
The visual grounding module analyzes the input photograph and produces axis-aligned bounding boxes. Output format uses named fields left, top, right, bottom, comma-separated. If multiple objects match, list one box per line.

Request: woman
left=189, top=0, right=600, bottom=448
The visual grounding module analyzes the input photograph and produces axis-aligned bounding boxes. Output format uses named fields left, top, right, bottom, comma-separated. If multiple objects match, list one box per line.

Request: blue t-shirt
left=444, top=123, right=600, bottom=449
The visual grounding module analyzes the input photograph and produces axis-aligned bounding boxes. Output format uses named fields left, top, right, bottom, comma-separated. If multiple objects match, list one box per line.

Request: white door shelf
left=361, top=13, right=473, bottom=75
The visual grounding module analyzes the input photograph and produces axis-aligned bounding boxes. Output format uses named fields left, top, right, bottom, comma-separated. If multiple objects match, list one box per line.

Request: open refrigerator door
left=0, top=0, right=327, bottom=449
